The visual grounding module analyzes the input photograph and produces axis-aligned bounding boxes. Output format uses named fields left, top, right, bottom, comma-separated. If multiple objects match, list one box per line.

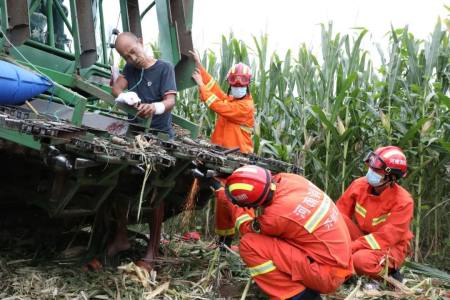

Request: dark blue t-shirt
left=123, top=60, right=177, bottom=137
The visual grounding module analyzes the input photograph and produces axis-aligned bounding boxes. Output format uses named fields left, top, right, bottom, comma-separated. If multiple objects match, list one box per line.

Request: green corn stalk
left=173, top=20, right=449, bottom=263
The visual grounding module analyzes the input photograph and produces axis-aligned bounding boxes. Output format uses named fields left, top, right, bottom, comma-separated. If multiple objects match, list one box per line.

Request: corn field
left=174, top=21, right=450, bottom=267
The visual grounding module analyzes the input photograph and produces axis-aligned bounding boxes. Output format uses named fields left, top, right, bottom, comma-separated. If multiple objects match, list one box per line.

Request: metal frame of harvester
left=0, top=0, right=301, bottom=256
left=0, top=0, right=198, bottom=129
left=0, top=0, right=202, bottom=218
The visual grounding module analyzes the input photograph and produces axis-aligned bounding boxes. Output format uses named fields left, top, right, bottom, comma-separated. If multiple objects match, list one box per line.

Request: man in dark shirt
left=107, top=32, right=176, bottom=263
left=112, top=32, right=177, bottom=137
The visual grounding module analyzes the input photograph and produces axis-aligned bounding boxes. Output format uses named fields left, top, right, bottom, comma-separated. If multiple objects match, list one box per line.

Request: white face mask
left=230, top=86, right=247, bottom=98
left=366, top=168, right=384, bottom=187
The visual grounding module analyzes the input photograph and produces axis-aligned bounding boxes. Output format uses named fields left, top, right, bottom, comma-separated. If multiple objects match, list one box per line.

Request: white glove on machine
left=115, top=92, right=142, bottom=106
left=115, top=92, right=166, bottom=115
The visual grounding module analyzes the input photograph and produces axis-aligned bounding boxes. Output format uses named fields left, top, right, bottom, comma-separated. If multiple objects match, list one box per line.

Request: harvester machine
left=0, top=0, right=302, bottom=256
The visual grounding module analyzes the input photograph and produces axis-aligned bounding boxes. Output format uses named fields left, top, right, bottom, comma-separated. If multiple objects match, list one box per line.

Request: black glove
left=217, top=235, right=233, bottom=252
left=210, top=178, right=223, bottom=191
left=251, top=218, right=261, bottom=233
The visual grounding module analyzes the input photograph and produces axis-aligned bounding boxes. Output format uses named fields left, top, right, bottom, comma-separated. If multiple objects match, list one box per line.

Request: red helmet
left=364, top=146, right=407, bottom=178
left=225, top=165, right=275, bottom=207
left=227, top=63, right=252, bottom=87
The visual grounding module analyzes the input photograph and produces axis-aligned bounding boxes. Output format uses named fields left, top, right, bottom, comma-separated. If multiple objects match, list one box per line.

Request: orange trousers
left=342, top=215, right=408, bottom=277
left=239, top=233, right=350, bottom=299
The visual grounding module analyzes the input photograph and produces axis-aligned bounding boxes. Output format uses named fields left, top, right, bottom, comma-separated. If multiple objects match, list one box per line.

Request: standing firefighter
left=337, top=146, right=414, bottom=280
left=190, top=51, right=256, bottom=246
left=220, top=165, right=353, bottom=300
left=190, top=51, right=255, bottom=153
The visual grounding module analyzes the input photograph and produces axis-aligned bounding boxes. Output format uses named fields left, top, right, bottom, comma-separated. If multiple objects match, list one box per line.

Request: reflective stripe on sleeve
left=304, top=195, right=332, bottom=233
left=235, top=213, right=253, bottom=231
left=364, top=233, right=381, bottom=250
left=355, top=202, right=367, bottom=218
left=372, top=213, right=391, bottom=226
left=206, top=78, right=215, bottom=90
left=205, top=94, right=218, bottom=107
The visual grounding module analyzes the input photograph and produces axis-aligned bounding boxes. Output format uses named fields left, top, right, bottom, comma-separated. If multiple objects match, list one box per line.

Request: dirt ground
left=0, top=222, right=449, bottom=300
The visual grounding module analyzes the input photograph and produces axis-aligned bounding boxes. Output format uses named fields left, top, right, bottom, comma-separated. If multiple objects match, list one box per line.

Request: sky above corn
left=102, top=0, right=447, bottom=59
left=189, top=0, right=447, bottom=53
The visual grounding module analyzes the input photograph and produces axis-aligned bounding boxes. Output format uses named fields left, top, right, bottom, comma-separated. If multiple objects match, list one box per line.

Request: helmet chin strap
left=378, top=179, right=391, bottom=188
left=387, top=174, right=399, bottom=186
left=373, top=174, right=396, bottom=191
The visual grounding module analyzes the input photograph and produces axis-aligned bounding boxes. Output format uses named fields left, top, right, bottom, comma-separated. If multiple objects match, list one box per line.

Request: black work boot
left=390, top=269, right=404, bottom=283
left=217, top=235, right=233, bottom=252
left=288, top=288, right=322, bottom=300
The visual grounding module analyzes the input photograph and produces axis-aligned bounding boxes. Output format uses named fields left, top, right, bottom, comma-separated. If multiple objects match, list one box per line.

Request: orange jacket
left=336, top=177, right=414, bottom=255
left=214, top=187, right=255, bottom=237
left=232, top=173, right=353, bottom=270
left=198, top=66, right=255, bottom=153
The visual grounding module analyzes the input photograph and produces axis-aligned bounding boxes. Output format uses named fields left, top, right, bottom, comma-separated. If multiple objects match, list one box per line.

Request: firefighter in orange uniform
left=336, top=146, right=413, bottom=281
left=222, top=165, right=353, bottom=300
left=190, top=51, right=256, bottom=245
left=190, top=51, right=254, bottom=153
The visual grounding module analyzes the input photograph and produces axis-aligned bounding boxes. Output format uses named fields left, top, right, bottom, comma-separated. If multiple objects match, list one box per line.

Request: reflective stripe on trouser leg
left=248, top=260, right=276, bottom=277
left=215, top=228, right=235, bottom=236
left=239, top=233, right=305, bottom=299
left=240, top=233, right=349, bottom=296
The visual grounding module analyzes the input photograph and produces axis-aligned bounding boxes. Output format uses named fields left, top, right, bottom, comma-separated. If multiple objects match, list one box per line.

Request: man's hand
left=189, top=50, right=204, bottom=87
left=135, top=103, right=156, bottom=118
left=112, top=75, right=128, bottom=97
left=192, top=68, right=204, bottom=87
left=189, top=50, right=202, bottom=68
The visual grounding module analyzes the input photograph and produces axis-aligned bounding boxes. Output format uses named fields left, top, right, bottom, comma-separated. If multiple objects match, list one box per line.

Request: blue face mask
left=230, top=86, right=247, bottom=99
left=366, top=168, right=384, bottom=187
